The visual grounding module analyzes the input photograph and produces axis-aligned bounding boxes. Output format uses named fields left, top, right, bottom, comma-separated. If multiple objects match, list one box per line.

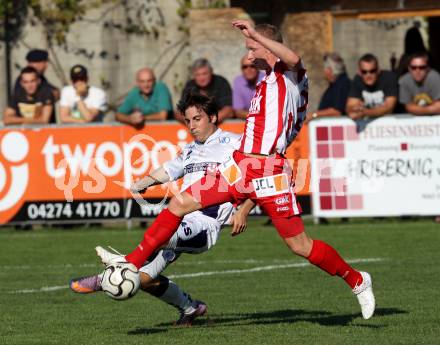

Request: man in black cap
left=14, top=49, right=60, bottom=101
left=59, top=64, right=107, bottom=123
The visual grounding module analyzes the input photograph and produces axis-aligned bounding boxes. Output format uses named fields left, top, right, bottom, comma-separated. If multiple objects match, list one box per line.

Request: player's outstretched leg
left=272, top=216, right=375, bottom=319
left=143, top=275, right=207, bottom=326
left=95, top=193, right=201, bottom=269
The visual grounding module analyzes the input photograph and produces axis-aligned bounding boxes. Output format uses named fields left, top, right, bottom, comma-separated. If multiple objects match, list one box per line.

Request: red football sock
left=125, top=209, right=182, bottom=269
left=307, top=240, right=362, bottom=289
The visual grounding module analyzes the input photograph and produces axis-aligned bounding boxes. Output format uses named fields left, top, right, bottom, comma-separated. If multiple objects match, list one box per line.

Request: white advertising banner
left=309, top=115, right=440, bottom=217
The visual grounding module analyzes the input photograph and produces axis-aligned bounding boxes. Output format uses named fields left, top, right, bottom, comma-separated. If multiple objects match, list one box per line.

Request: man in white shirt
left=59, top=65, right=107, bottom=123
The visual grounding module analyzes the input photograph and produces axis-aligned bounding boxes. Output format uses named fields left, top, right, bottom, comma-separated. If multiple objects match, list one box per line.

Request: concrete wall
left=281, top=12, right=333, bottom=112
left=188, top=8, right=251, bottom=92
left=333, top=16, right=428, bottom=78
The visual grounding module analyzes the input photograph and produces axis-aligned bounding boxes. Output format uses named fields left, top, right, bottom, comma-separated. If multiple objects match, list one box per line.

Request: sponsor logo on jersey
left=248, top=89, right=263, bottom=115
left=276, top=206, right=290, bottom=212
left=218, top=156, right=242, bottom=185
left=183, top=162, right=218, bottom=175
left=275, top=195, right=290, bottom=205
left=219, top=136, right=231, bottom=144
left=252, top=173, right=289, bottom=198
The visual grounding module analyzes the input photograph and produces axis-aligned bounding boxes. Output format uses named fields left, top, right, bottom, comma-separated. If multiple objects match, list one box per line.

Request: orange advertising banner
left=0, top=121, right=309, bottom=224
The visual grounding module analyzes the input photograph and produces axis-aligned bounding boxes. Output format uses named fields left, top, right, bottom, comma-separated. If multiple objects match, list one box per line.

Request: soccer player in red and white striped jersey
left=95, top=20, right=375, bottom=320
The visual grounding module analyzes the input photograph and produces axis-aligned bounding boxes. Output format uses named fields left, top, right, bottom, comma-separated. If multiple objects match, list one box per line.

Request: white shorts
left=139, top=211, right=221, bottom=279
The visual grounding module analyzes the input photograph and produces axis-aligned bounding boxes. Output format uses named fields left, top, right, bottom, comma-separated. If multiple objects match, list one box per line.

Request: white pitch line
left=8, top=258, right=384, bottom=294
left=168, top=258, right=383, bottom=279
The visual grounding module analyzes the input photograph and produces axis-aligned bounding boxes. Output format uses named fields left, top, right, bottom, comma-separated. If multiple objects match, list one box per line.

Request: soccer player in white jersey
left=71, top=92, right=250, bottom=325
left=95, top=21, right=376, bottom=320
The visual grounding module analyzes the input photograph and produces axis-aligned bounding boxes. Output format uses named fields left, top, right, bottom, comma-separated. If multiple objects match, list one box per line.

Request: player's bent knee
left=284, top=233, right=313, bottom=257
left=168, top=192, right=201, bottom=216
left=139, top=272, right=155, bottom=289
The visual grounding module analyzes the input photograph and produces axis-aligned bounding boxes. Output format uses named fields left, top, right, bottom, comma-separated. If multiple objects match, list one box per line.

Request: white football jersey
left=163, top=128, right=241, bottom=226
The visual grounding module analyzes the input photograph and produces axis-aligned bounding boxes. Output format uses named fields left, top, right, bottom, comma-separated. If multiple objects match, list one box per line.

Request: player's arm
left=76, top=99, right=100, bottom=122
left=406, top=100, right=440, bottom=115
left=362, top=96, right=396, bottom=117
left=218, top=106, right=234, bottom=123
left=232, top=20, right=300, bottom=69
left=60, top=106, right=86, bottom=123
left=346, top=97, right=364, bottom=120
left=230, top=199, right=256, bottom=237
left=130, top=166, right=171, bottom=193
left=3, top=107, right=26, bottom=125
left=36, top=103, right=53, bottom=123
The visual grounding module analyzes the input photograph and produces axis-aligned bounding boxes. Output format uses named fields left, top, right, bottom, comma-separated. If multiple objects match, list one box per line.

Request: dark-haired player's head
left=245, top=23, right=283, bottom=71
left=358, top=53, right=380, bottom=86
left=177, top=92, right=218, bottom=143
left=19, top=66, right=40, bottom=96
left=408, top=52, right=430, bottom=83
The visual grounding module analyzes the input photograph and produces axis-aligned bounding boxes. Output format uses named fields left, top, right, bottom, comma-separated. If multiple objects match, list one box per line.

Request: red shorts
left=186, top=150, right=304, bottom=238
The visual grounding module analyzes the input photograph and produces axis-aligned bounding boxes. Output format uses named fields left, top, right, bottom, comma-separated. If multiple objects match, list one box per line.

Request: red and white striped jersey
left=239, top=60, right=308, bottom=155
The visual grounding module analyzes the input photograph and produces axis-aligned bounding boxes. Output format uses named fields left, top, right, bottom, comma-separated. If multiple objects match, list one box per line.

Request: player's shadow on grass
left=128, top=327, right=168, bottom=335
left=127, top=308, right=407, bottom=335
left=200, top=307, right=407, bottom=329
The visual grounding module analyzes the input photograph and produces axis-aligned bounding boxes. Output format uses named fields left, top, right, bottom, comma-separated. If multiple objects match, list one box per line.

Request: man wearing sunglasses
left=346, top=53, right=398, bottom=120
left=399, top=52, right=440, bottom=115
left=232, top=55, right=264, bottom=119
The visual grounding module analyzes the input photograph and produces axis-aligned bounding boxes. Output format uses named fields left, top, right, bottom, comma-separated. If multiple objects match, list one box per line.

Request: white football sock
left=159, top=279, right=194, bottom=312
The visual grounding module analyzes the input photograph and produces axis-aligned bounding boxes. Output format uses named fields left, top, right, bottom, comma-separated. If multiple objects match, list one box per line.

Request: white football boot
left=353, top=271, right=375, bottom=319
left=95, top=246, right=127, bottom=265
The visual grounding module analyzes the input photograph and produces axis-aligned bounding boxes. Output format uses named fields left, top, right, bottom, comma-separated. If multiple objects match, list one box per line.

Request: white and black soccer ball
left=101, top=262, right=140, bottom=300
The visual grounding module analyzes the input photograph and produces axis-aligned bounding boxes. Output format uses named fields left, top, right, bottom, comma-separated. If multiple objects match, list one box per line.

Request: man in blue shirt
left=116, top=68, right=173, bottom=126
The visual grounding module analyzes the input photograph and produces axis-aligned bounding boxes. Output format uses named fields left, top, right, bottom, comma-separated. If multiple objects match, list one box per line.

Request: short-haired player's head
left=408, top=51, right=430, bottom=83
left=255, top=24, right=283, bottom=43
left=323, top=52, right=346, bottom=82
left=358, top=53, right=380, bottom=86
left=177, top=92, right=218, bottom=143
left=245, top=23, right=283, bottom=70
left=191, top=58, right=213, bottom=89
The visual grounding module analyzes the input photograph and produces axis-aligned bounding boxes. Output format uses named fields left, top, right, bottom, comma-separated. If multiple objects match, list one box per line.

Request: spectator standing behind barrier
left=180, top=58, right=233, bottom=123
left=14, top=49, right=60, bottom=101
left=232, top=55, right=264, bottom=119
left=59, top=65, right=107, bottom=123
left=396, top=26, right=428, bottom=77
left=306, top=53, right=351, bottom=122
left=116, top=68, right=172, bottom=126
left=399, top=52, right=440, bottom=115
left=346, top=54, right=398, bottom=120
left=3, top=67, right=55, bottom=125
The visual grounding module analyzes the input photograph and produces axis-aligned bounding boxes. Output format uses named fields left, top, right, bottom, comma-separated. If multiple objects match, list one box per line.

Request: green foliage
left=28, top=0, right=115, bottom=45
left=0, top=0, right=28, bottom=43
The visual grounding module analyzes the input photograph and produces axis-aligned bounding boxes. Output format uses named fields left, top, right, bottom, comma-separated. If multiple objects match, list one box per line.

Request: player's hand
left=130, top=178, right=148, bottom=194
left=232, top=20, right=257, bottom=39
left=130, top=111, right=144, bottom=125
left=230, top=210, right=247, bottom=237
left=349, top=107, right=364, bottom=120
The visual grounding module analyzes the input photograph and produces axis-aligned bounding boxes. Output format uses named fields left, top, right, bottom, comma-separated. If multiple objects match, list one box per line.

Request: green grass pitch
left=0, top=218, right=439, bottom=345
